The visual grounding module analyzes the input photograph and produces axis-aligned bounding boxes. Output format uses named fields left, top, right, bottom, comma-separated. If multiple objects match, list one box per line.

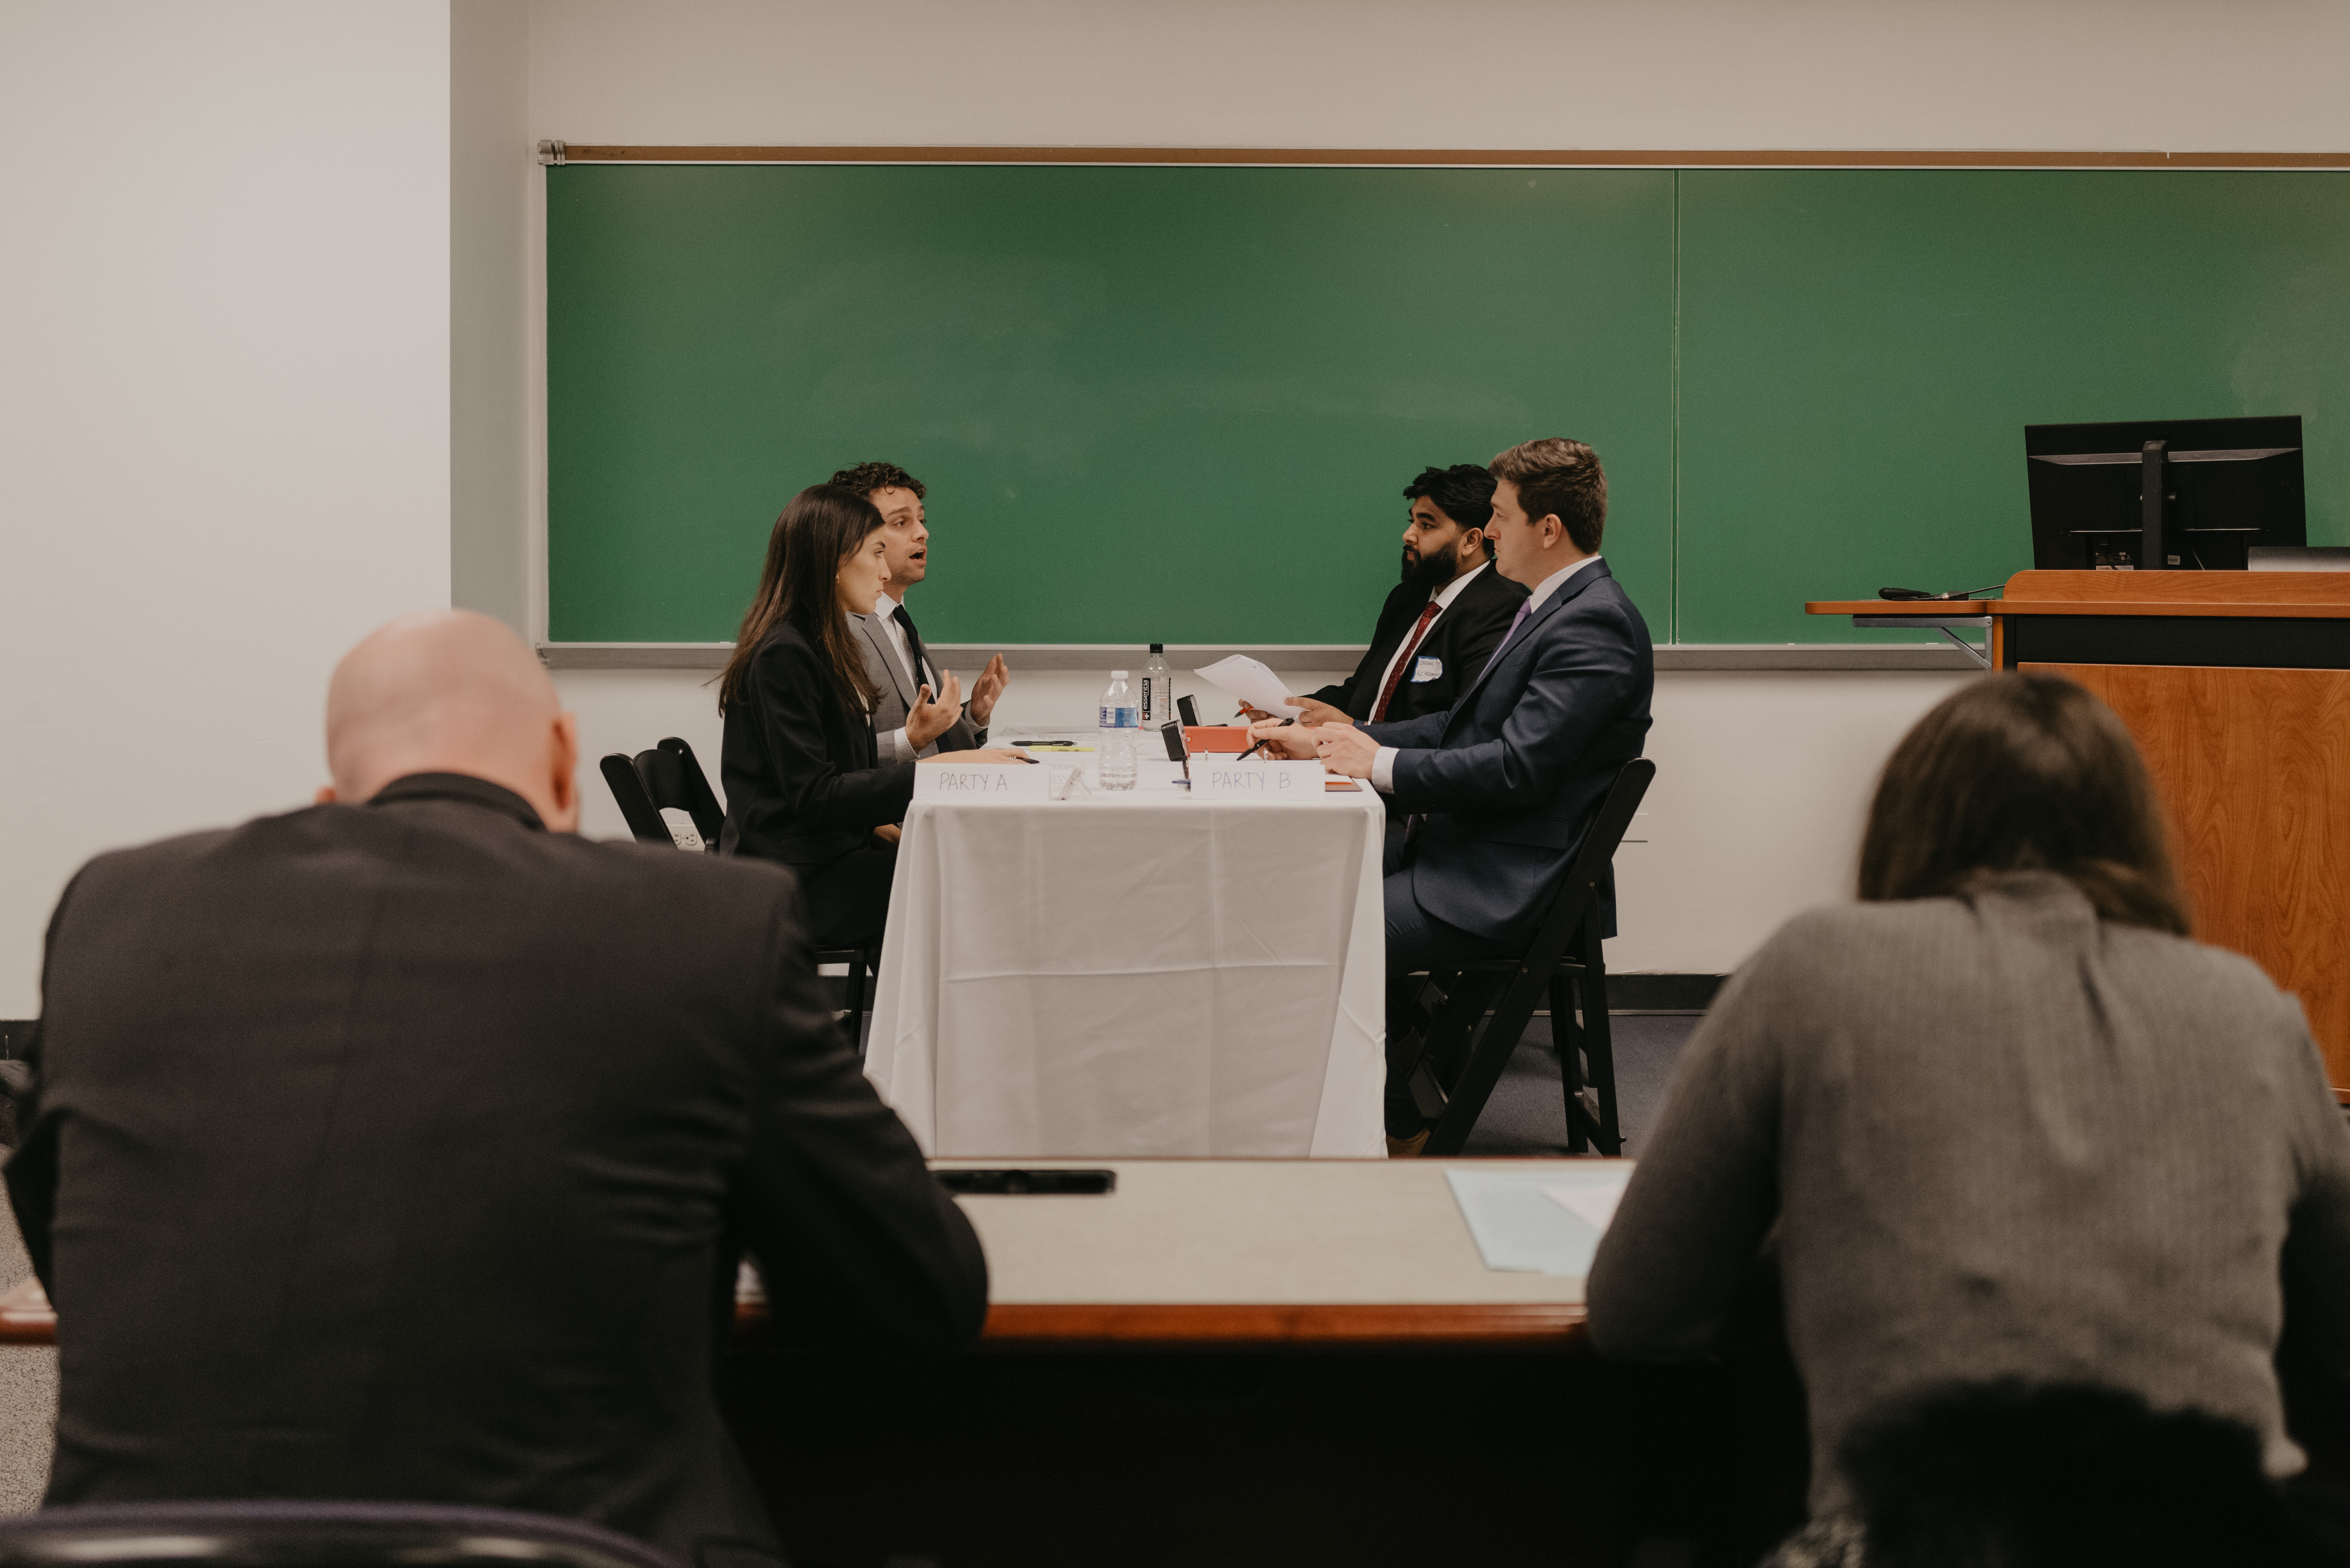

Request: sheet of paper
left=1546, top=1182, right=1626, bottom=1233
left=1191, top=655, right=1303, bottom=720
left=1444, top=1166, right=1634, bottom=1278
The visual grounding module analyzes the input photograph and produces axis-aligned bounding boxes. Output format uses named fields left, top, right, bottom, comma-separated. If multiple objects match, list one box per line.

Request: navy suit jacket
left=1363, top=559, right=1654, bottom=943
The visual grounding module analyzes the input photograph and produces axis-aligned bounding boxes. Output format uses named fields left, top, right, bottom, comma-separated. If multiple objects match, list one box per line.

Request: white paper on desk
left=1192, top=655, right=1302, bottom=719
left=1445, top=1167, right=1634, bottom=1277
left=1547, top=1182, right=1626, bottom=1233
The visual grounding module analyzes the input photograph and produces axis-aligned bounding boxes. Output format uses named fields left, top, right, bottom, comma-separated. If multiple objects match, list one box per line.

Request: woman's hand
left=906, top=669, right=964, bottom=750
left=924, top=748, right=1031, bottom=764
left=871, top=824, right=903, bottom=846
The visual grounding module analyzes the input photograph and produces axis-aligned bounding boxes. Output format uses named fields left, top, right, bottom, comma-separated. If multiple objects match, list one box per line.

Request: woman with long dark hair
left=1585, top=671, right=2350, bottom=1557
left=717, top=484, right=1020, bottom=947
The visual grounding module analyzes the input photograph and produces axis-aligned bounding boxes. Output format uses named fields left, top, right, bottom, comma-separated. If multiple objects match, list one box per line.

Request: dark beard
left=1401, top=545, right=1457, bottom=596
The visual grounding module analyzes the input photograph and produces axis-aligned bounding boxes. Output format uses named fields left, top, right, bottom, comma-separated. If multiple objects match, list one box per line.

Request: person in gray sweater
left=1586, top=670, right=2350, bottom=1533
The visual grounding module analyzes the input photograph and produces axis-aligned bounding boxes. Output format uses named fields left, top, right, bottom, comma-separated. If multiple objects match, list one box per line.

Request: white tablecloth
left=863, top=758, right=1389, bottom=1158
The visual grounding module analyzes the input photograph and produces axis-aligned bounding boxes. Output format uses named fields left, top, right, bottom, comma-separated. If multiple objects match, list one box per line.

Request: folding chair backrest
left=599, top=754, right=673, bottom=845
left=656, top=737, right=726, bottom=844
left=1516, top=757, right=1656, bottom=975
left=599, top=739, right=723, bottom=852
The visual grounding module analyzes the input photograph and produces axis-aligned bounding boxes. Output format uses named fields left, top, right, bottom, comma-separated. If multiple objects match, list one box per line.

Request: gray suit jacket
left=1585, top=873, right=2350, bottom=1517
left=849, top=606, right=984, bottom=760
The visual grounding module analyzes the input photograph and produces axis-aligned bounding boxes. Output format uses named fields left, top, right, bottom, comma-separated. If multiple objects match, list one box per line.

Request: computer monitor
left=2026, top=415, right=2304, bottom=570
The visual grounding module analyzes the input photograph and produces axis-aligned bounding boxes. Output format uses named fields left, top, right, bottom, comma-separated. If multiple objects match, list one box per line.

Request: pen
left=1235, top=718, right=1295, bottom=762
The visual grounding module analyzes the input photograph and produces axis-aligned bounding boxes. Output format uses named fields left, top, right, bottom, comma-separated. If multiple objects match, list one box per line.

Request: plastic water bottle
left=1140, top=644, right=1171, bottom=730
left=1098, top=670, right=1138, bottom=790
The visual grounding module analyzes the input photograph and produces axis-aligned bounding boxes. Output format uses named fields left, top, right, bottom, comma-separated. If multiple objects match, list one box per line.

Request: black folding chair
left=1402, top=757, right=1656, bottom=1157
left=599, top=737, right=877, bottom=1035
left=599, top=737, right=724, bottom=852
left=0, top=1501, right=687, bottom=1568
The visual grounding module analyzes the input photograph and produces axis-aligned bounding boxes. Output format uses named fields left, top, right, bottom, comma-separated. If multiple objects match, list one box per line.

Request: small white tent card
left=1193, top=758, right=1326, bottom=799
left=913, top=761, right=1053, bottom=802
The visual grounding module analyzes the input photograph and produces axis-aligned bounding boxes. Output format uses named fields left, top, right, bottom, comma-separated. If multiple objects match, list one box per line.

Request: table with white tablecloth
left=862, top=753, right=1389, bottom=1158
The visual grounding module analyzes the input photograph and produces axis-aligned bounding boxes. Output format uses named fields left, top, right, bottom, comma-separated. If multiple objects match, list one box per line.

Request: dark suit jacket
left=3, top=774, right=987, bottom=1565
left=719, top=618, right=917, bottom=865
left=1364, top=560, right=1654, bottom=942
left=850, top=605, right=983, bottom=760
left=1306, top=563, right=1528, bottom=725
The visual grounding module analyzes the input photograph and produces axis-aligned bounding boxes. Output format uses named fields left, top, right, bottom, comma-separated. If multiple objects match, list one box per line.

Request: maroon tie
left=1372, top=599, right=1443, bottom=722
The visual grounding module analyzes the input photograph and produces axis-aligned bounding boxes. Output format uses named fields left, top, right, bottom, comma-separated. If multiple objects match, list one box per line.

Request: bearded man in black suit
left=1289, top=464, right=1530, bottom=730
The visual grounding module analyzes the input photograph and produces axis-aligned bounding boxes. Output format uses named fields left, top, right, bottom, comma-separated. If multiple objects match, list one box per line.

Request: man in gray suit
left=830, top=461, right=1011, bottom=761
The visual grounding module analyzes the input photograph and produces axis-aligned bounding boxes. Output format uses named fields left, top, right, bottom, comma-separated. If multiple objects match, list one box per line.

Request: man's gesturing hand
left=967, top=654, right=1010, bottom=727
left=1313, top=724, right=1380, bottom=779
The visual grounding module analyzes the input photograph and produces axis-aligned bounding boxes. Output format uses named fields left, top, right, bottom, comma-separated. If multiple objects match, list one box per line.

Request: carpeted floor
left=1461, top=1011, right=1701, bottom=1157
left=0, top=1012, right=1700, bottom=1515
left=0, top=1209, right=54, bottom=1515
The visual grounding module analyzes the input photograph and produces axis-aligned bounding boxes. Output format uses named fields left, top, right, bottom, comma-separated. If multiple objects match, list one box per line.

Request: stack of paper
left=1192, top=655, right=1302, bottom=720
left=1444, top=1166, right=1633, bottom=1278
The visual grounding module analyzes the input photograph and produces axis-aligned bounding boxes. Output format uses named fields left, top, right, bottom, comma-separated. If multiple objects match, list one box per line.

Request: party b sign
left=1193, top=760, right=1326, bottom=799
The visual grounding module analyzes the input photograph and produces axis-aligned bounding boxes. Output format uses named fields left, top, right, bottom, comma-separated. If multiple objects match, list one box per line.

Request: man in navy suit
left=1252, top=438, right=1654, bottom=1154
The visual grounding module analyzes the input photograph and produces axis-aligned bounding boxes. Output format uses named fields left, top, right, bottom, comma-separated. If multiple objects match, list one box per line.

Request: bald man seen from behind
left=4, top=610, right=986, bottom=1566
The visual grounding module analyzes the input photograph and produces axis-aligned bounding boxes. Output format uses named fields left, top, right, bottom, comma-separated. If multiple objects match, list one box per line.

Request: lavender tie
left=1474, top=598, right=1534, bottom=687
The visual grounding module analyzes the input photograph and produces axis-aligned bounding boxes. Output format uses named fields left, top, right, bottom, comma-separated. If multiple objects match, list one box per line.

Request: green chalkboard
left=1676, top=170, right=2350, bottom=642
left=547, top=165, right=1675, bottom=644
left=547, top=165, right=2350, bottom=646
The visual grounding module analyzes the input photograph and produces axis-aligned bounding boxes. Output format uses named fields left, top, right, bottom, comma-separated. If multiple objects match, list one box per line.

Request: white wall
left=0, top=3, right=454, bottom=1015
left=453, top=0, right=532, bottom=633
left=525, top=0, right=2350, bottom=151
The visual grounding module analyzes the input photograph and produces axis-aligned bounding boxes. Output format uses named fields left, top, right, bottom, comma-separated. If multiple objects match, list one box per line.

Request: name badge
left=1195, top=760, right=1327, bottom=798
left=1411, top=655, right=1444, bottom=683
left=913, top=762, right=1052, bottom=802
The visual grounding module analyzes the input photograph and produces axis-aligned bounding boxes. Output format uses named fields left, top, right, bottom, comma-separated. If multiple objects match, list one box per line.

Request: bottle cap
left=1110, top=670, right=1129, bottom=678
left=1149, top=643, right=1164, bottom=653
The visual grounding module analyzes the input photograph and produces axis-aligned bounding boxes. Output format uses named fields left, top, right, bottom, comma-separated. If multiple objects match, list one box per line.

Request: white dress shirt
left=873, top=590, right=929, bottom=762
left=1370, top=553, right=1601, bottom=794
left=1366, top=560, right=1490, bottom=720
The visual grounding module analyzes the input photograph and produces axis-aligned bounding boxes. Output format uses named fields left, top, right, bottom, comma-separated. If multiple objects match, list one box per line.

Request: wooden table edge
left=5, top=1299, right=1592, bottom=1353
left=1807, top=599, right=2350, bottom=620
left=0, top=1278, right=51, bottom=1346
left=972, top=1301, right=1588, bottom=1349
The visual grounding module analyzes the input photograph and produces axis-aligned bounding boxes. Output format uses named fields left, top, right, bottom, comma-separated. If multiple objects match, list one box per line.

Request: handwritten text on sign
left=1194, top=760, right=1327, bottom=799
left=912, top=762, right=1053, bottom=802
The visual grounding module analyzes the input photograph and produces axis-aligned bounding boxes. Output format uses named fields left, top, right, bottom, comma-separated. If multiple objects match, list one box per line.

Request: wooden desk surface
left=940, top=1157, right=1600, bottom=1348
left=0, top=1158, right=1611, bottom=1354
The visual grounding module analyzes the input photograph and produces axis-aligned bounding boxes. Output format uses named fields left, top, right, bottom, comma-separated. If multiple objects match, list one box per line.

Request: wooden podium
left=1810, top=571, right=2350, bottom=1097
